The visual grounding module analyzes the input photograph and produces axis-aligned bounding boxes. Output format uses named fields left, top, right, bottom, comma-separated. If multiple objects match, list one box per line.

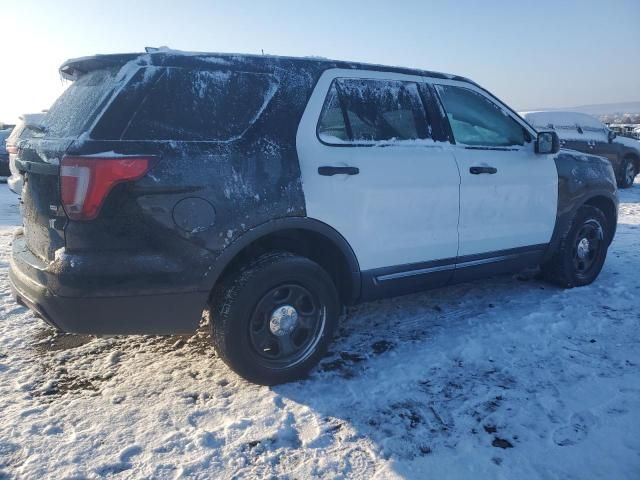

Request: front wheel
left=619, top=157, right=638, bottom=189
left=541, top=205, right=610, bottom=288
left=210, top=252, right=340, bottom=385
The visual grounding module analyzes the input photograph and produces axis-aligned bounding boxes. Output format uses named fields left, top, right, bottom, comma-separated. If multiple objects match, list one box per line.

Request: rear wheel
left=210, top=252, right=340, bottom=385
left=542, top=205, right=609, bottom=288
left=619, top=157, right=638, bottom=188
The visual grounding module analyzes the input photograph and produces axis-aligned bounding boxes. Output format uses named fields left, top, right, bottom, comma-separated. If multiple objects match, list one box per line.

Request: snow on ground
left=0, top=182, right=639, bottom=479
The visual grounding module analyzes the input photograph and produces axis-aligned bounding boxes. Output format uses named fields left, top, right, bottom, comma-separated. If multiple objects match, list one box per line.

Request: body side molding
left=362, top=244, right=548, bottom=301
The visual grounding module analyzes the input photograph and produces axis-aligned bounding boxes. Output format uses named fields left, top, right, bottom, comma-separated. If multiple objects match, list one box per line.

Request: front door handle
left=469, top=166, right=497, bottom=175
left=318, top=166, right=360, bottom=176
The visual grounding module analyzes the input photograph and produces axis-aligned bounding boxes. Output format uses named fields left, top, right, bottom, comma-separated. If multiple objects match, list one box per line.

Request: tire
left=541, top=205, right=609, bottom=288
left=210, top=251, right=340, bottom=385
left=619, top=157, right=638, bottom=189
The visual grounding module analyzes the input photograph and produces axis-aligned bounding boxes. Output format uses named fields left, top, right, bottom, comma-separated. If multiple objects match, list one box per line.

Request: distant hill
left=528, top=101, right=640, bottom=115
left=526, top=102, right=640, bottom=124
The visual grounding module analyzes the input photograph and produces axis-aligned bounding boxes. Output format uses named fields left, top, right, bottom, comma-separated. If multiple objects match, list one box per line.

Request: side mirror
left=535, top=130, right=560, bottom=154
left=607, top=130, right=616, bottom=143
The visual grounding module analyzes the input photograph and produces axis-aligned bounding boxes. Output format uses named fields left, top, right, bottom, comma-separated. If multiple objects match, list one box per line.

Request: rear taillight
left=6, top=145, right=18, bottom=154
left=60, top=155, right=152, bottom=220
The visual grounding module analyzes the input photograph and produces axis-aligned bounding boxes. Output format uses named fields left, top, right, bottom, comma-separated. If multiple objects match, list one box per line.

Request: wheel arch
left=544, top=183, right=618, bottom=264
left=204, top=217, right=361, bottom=304
left=623, top=151, right=640, bottom=171
left=583, top=195, right=618, bottom=244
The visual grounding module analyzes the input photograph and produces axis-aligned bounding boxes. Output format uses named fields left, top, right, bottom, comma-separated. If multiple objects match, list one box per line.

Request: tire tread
left=542, top=205, right=608, bottom=288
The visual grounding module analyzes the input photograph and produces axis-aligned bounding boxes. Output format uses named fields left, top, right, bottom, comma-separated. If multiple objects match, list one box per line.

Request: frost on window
left=123, top=68, right=278, bottom=141
left=317, top=78, right=430, bottom=144
left=44, top=67, right=122, bottom=138
left=436, top=85, right=526, bottom=147
left=317, top=84, right=349, bottom=143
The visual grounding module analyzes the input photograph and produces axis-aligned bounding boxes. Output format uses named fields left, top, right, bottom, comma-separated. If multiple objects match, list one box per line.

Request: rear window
left=122, top=68, right=279, bottom=142
left=317, top=78, right=430, bottom=144
left=44, top=67, right=121, bottom=138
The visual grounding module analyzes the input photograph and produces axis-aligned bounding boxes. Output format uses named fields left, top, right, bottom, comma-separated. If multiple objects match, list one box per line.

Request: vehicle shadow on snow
left=26, top=323, right=213, bottom=398
left=619, top=181, right=640, bottom=202
left=268, top=238, right=638, bottom=475
left=265, top=274, right=577, bottom=471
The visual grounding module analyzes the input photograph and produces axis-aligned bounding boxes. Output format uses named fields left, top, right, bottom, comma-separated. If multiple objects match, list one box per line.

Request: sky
left=1, top=0, right=639, bottom=123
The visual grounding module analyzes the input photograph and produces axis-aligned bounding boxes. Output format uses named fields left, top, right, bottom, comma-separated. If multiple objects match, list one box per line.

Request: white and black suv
left=10, top=50, right=618, bottom=385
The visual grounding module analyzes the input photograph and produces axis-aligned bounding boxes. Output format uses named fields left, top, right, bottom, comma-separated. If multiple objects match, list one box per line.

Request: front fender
left=543, top=150, right=618, bottom=262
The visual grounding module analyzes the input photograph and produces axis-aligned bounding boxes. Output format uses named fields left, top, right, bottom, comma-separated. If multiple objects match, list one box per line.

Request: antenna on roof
left=145, top=46, right=170, bottom=53
left=261, top=49, right=264, bottom=55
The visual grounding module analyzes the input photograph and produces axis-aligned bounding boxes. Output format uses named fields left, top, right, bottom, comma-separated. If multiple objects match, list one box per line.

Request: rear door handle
left=469, top=166, right=497, bottom=175
left=318, top=166, right=360, bottom=176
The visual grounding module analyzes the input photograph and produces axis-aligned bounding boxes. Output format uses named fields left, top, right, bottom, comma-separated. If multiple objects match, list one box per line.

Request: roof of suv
left=59, top=49, right=477, bottom=86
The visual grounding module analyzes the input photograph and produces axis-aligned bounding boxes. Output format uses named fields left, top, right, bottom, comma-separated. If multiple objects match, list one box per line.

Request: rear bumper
left=10, top=234, right=209, bottom=335
left=7, top=174, right=23, bottom=194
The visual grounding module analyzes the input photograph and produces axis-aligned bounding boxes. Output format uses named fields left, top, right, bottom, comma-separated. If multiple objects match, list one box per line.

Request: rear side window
left=122, top=69, right=278, bottom=141
left=44, top=68, right=121, bottom=138
left=317, top=78, right=430, bottom=144
left=435, top=85, right=526, bottom=147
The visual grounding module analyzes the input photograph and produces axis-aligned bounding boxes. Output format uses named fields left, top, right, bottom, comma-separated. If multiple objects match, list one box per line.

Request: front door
left=433, top=82, right=558, bottom=259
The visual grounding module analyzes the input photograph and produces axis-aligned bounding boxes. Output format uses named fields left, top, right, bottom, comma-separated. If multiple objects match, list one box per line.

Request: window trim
left=315, top=77, right=433, bottom=148
left=432, top=80, right=536, bottom=150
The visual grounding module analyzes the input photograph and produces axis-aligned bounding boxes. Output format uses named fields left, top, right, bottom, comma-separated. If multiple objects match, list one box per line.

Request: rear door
left=557, top=125, right=592, bottom=153
left=432, top=82, right=557, bottom=262
left=297, top=69, right=460, bottom=277
left=16, top=67, right=128, bottom=261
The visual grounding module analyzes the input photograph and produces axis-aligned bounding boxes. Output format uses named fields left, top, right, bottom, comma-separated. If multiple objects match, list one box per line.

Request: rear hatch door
left=17, top=65, right=129, bottom=261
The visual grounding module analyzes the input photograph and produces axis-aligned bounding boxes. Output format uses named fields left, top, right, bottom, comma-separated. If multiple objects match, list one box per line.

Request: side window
left=316, top=83, right=349, bottom=142
left=579, top=123, right=608, bottom=139
left=435, top=85, right=526, bottom=147
left=123, top=68, right=278, bottom=141
left=317, top=78, right=430, bottom=144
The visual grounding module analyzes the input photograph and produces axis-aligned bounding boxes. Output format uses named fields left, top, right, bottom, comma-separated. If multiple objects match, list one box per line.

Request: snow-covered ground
left=1, top=182, right=639, bottom=479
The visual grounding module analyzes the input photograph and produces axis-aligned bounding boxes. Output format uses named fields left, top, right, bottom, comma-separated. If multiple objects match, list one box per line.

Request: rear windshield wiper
left=24, top=121, right=47, bottom=134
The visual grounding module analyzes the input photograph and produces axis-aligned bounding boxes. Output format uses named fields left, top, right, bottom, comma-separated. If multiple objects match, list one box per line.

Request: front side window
left=317, top=78, right=430, bottom=144
left=435, top=84, right=526, bottom=147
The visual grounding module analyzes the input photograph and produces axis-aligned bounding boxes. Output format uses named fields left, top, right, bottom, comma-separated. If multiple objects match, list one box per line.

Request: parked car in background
left=10, top=50, right=618, bottom=385
left=0, top=126, right=14, bottom=177
left=607, top=123, right=640, bottom=140
left=522, top=111, right=640, bottom=188
left=5, top=113, right=47, bottom=194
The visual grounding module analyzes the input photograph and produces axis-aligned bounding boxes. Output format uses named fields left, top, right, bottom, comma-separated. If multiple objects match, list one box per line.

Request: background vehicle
left=607, top=123, right=640, bottom=139
left=523, top=111, right=640, bottom=188
left=5, top=113, right=47, bottom=194
left=10, top=51, right=618, bottom=385
left=0, top=126, right=14, bottom=177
